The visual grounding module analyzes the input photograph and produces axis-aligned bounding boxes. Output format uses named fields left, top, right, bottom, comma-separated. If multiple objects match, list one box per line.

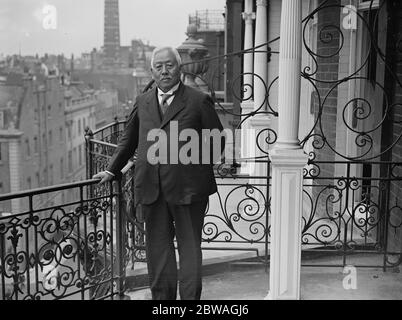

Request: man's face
left=151, top=49, right=181, bottom=92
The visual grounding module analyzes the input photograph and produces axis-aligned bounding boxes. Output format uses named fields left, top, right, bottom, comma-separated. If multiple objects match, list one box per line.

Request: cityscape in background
left=0, top=0, right=225, bottom=213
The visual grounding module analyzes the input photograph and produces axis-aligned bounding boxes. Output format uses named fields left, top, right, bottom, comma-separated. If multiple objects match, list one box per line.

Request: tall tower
left=104, top=0, right=121, bottom=66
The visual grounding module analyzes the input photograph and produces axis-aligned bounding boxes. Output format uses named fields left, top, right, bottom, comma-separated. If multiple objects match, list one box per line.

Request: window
left=48, top=130, right=53, bottom=146
left=68, top=151, right=72, bottom=173
left=78, top=145, right=82, bottom=166
left=73, top=147, right=77, bottom=167
left=0, top=142, right=2, bottom=161
left=0, top=110, right=4, bottom=128
left=357, top=3, right=380, bottom=86
left=60, top=158, right=64, bottom=179
left=43, top=168, right=47, bottom=183
left=78, top=119, right=81, bottom=135
left=25, top=139, right=30, bottom=157
left=59, top=127, right=63, bottom=141
left=358, top=0, right=379, bottom=10
left=27, top=177, right=32, bottom=190
left=366, top=9, right=378, bottom=85
left=49, top=165, right=53, bottom=185
left=36, top=172, right=40, bottom=187
left=34, top=136, right=38, bottom=153
left=67, top=123, right=71, bottom=139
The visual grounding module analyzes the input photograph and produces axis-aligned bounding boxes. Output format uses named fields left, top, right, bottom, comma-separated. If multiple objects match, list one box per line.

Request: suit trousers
left=142, top=193, right=208, bottom=300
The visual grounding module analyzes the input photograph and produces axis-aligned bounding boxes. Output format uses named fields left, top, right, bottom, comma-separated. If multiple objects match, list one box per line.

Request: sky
left=0, top=0, right=226, bottom=57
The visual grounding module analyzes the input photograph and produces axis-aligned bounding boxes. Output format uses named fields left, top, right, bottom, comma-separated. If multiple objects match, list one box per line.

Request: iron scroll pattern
left=203, top=159, right=271, bottom=263
left=302, top=160, right=402, bottom=268
left=0, top=181, right=123, bottom=300
left=300, top=0, right=402, bottom=161
left=299, top=0, right=402, bottom=267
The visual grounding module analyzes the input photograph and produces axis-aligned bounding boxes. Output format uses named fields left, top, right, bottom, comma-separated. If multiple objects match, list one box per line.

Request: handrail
left=90, top=120, right=127, bottom=136
left=307, top=160, right=402, bottom=165
left=90, top=139, right=118, bottom=148
left=180, top=38, right=279, bottom=67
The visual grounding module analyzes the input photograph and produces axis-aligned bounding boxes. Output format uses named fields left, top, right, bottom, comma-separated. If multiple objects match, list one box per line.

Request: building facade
left=0, top=73, right=66, bottom=214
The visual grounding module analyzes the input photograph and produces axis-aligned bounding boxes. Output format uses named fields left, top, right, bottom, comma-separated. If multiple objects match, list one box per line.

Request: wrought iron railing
left=302, top=159, right=402, bottom=269
left=0, top=179, right=126, bottom=300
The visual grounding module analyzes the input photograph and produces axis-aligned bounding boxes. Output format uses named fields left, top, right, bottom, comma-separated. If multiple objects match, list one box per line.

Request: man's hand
left=93, top=171, right=114, bottom=184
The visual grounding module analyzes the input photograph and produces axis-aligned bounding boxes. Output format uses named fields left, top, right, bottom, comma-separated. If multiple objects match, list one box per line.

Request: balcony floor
left=126, top=252, right=402, bottom=300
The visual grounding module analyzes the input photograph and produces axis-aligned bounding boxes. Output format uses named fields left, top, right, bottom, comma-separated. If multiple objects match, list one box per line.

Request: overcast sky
left=0, top=0, right=226, bottom=57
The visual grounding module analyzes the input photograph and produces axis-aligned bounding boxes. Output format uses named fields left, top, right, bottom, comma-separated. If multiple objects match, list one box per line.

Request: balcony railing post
left=85, top=127, right=94, bottom=179
left=113, top=179, right=127, bottom=299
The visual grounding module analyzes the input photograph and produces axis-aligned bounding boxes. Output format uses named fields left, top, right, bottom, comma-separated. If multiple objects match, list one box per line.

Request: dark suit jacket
left=107, top=82, right=224, bottom=205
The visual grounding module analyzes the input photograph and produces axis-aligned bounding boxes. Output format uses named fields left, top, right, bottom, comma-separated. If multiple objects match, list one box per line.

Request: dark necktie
left=160, top=93, right=174, bottom=115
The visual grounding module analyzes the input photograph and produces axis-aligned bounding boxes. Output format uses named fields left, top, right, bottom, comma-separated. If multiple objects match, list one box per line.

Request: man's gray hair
left=150, top=46, right=182, bottom=68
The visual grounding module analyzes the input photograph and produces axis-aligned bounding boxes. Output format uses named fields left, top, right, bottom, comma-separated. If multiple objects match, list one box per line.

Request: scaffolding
left=189, top=10, right=225, bottom=32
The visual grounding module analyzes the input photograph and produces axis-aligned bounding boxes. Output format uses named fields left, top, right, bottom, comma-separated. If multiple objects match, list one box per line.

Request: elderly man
left=94, top=46, right=224, bottom=300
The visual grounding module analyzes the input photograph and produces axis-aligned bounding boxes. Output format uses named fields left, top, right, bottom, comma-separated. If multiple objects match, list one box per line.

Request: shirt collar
left=157, top=82, right=180, bottom=96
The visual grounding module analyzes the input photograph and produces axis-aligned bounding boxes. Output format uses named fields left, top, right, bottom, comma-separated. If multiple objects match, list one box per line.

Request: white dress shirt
left=157, top=81, right=180, bottom=106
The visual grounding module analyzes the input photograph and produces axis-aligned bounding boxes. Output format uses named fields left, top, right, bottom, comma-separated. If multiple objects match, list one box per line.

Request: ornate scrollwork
left=0, top=183, right=120, bottom=300
left=301, top=0, right=402, bottom=162
left=203, top=181, right=269, bottom=243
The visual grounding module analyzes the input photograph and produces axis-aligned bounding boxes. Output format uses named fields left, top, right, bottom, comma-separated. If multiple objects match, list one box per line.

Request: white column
left=266, top=0, right=307, bottom=300
left=242, top=0, right=255, bottom=100
left=240, top=0, right=256, bottom=173
left=275, top=0, right=302, bottom=149
left=253, top=0, right=268, bottom=112
left=248, top=0, right=270, bottom=182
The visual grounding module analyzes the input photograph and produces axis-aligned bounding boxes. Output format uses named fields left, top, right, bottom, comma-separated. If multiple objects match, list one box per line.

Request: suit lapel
left=145, top=87, right=162, bottom=126
left=160, top=83, right=187, bottom=129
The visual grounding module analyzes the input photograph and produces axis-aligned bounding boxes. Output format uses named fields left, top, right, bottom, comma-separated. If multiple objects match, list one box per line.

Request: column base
left=265, top=290, right=300, bottom=300
left=268, top=146, right=307, bottom=301
left=274, top=140, right=302, bottom=150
